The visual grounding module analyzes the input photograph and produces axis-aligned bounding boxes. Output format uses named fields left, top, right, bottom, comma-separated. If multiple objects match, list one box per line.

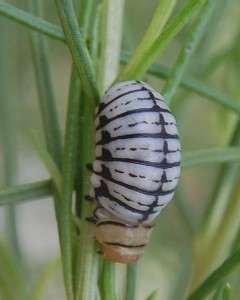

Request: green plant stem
left=60, top=67, right=83, bottom=300
left=97, top=0, right=125, bottom=297
left=0, top=180, right=52, bottom=206
left=116, top=0, right=175, bottom=84
left=32, top=131, right=62, bottom=197
left=135, top=0, right=176, bottom=52
left=55, top=0, right=99, bottom=113
left=0, top=14, right=26, bottom=287
left=74, top=96, right=98, bottom=300
left=66, top=2, right=99, bottom=299
left=162, top=0, right=218, bottom=104
left=78, top=0, right=93, bottom=40
left=100, top=261, right=116, bottom=300
left=0, top=1, right=65, bottom=41
left=98, top=0, right=125, bottom=93
left=186, top=249, right=240, bottom=300
left=27, top=2, right=75, bottom=298
left=90, top=4, right=101, bottom=71
left=125, top=263, right=137, bottom=300
left=212, top=283, right=232, bottom=300
left=29, top=0, right=62, bottom=169
left=182, top=147, right=240, bottom=168
left=117, top=0, right=207, bottom=81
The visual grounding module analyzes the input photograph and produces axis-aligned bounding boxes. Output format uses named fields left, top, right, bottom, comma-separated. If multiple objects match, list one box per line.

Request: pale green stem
left=98, top=0, right=125, bottom=93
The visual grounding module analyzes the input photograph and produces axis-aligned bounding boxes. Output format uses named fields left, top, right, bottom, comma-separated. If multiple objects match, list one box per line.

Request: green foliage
left=0, top=0, right=240, bottom=299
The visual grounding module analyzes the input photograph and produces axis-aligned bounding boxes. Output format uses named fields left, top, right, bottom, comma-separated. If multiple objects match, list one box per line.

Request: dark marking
left=101, top=148, right=113, bottom=160
left=128, top=121, right=148, bottom=127
left=96, top=220, right=138, bottom=229
left=86, top=163, right=93, bottom=171
left=160, top=170, right=173, bottom=183
left=124, top=100, right=132, bottom=105
left=97, top=249, right=104, bottom=255
left=115, top=169, right=124, bottom=174
left=97, top=85, right=144, bottom=115
left=96, top=153, right=180, bottom=169
left=129, top=173, right=137, bottom=178
left=86, top=216, right=97, bottom=224
left=97, top=131, right=179, bottom=146
left=104, top=242, right=147, bottom=248
left=96, top=106, right=171, bottom=130
left=163, top=140, right=169, bottom=155
left=114, top=125, right=122, bottom=131
left=95, top=180, right=160, bottom=219
left=85, top=194, right=94, bottom=201
left=101, top=164, right=112, bottom=180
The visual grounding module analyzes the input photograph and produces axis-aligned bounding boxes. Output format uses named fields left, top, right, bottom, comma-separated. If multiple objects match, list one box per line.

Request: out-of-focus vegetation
left=0, top=0, right=240, bottom=299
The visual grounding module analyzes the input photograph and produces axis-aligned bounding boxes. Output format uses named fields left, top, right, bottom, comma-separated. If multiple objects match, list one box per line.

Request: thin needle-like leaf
left=29, top=1, right=62, bottom=169
left=0, top=2, right=65, bottom=41
left=118, top=0, right=207, bottom=81
left=55, top=0, right=99, bottom=113
left=182, top=147, right=240, bottom=169
left=0, top=180, right=52, bottom=206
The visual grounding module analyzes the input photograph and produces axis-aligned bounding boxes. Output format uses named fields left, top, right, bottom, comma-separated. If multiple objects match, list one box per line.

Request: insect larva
left=89, top=80, right=181, bottom=263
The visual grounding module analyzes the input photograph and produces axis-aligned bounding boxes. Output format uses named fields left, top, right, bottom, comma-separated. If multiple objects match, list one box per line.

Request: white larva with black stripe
left=89, top=80, right=181, bottom=263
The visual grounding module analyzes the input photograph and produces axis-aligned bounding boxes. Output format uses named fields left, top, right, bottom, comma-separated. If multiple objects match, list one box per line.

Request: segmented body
left=90, top=80, right=181, bottom=263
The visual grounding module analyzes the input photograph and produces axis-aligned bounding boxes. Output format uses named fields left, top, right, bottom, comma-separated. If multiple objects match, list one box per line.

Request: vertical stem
left=75, top=97, right=98, bottom=300
left=98, top=0, right=125, bottom=93
left=100, top=261, right=116, bottom=300
left=117, top=0, right=207, bottom=81
left=55, top=0, right=99, bottom=112
left=117, top=0, right=176, bottom=84
left=72, top=1, right=99, bottom=299
left=97, top=0, right=125, bottom=298
left=125, top=263, right=137, bottom=300
left=28, top=0, right=62, bottom=169
left=0, top=6, right=26, bottom=290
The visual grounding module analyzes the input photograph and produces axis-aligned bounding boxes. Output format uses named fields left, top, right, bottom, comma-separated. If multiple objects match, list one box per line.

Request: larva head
left=94, top=220, right=154, bottom=264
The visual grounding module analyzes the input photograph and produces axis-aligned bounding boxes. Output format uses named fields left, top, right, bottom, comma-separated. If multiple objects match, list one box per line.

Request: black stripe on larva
left=97, top=86, right=145, bottom=115
left=114, top=189, right=157, bottom=208
left=104, top=242, right=147, bottom=248
left=97, top=131, right=179, bottom=146
left=96, top=105, right=171, bottom=130
left=95, top=180, right=160, bottom=220
left=128, top=121, right=148, bottom=127
left=95, top=165, right=176, bottom=197
left=96, top=220, right=138, bottom=228
left=115, top=169, right=124, bottom=174
left=97, top=148, right=180, bottom=169
left=96, top=213, right=155, bottom=229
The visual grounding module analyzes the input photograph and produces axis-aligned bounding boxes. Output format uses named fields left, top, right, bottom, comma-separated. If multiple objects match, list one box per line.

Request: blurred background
left=0, top=0, right=240, bottom=299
